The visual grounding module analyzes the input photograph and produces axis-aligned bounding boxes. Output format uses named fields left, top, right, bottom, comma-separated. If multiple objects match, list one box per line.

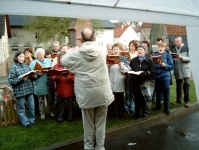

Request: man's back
left=61, top=41, right=114, bottom=109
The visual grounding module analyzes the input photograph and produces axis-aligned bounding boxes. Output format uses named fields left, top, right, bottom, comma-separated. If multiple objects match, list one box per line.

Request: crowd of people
left=8, top=28, right=191, bottom=149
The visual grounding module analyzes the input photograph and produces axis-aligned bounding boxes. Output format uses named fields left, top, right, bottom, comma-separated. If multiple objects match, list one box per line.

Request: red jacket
left=51, top=64, right=74, bottom=98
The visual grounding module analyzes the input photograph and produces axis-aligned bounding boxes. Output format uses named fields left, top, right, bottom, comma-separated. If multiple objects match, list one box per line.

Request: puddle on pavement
left=167, top=125, right=190, bottom=138
left=174, top=129, right=187, bottom=137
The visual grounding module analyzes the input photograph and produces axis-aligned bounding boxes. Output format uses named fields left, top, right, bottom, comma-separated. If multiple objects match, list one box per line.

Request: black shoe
left=108, top=113, right=115, bottom=119
left=143, top=113, right=149, bottom=118
left=153, top=107, right=161, bottom=111
left=173, top=101, right=181, bottom=105
left=25, top=124, right=32, bottom=127
left=119, top=116, right=125, bottom=120
left=132, top=115, right=140, bottom=120
left=67, top=119, right=74, bottom=122
left=30, top=122, right=36, bottom=125
left=164, top=110, right=170, bottom=115
left=57, top=118, right=64, bottom=123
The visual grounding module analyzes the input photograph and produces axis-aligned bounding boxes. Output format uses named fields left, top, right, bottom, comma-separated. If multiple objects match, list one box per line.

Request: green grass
left=0, top=76, right=197, bottom=150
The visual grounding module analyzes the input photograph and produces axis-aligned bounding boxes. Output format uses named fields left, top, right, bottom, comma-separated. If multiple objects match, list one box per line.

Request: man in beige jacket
left=61, top=28, right=114, bottom=150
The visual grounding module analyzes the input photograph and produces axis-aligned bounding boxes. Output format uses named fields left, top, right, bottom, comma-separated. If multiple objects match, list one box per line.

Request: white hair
left=106, top=43, right=113, bottom=48
left=35, top=48, right=45, bottom=56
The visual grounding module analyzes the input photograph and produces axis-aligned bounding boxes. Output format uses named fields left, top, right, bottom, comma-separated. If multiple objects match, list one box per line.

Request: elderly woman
left=106, top=43, right=113, bottom=55
left=130, top=44, right=155, bottom=119
left=8, top=51, right=35, bottom=127
left=24, top=48, right=40, bottom=114
left=124, top=40, right=138, bottom=114
left=153, top=42, right=173, bottom=114
left=29, top=48, right=54, bottom=119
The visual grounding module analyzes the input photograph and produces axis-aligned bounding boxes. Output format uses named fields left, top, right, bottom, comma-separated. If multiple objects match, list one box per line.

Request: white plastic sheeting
left=0, top=0, right=199, bottom=26
left=48, top=0, right=199, bottom=17
left=0, top=0, right=199, bottom=101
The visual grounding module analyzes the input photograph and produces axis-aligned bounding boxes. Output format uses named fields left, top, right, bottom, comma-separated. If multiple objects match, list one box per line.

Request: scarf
left=138, top=55, right=146, bottom=67
left=176, top=43, right=184, bottom=54
left=138, top=55, right=146, bottom=62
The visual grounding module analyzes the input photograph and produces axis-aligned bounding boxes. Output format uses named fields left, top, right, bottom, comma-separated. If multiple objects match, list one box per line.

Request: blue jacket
left=153, top=52, right=173, bottom=79
left=29, top=58, right=52, bottom=95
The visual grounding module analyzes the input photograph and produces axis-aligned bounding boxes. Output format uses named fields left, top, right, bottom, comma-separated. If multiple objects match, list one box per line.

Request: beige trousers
left=81, top=106, right=108, bottom=150
left=37, top=95, right=53, bottom=115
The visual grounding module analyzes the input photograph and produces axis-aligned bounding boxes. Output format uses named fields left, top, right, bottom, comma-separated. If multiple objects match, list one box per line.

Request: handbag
left=140, top=80, right=155, bottom=110
left=140, top=80, right=155, bottom=101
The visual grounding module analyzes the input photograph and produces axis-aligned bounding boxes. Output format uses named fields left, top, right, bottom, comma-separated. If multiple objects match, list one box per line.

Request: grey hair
left=53, top=41, right=59, bottom=45
left=175, top=36, right=182, bottom=40
left=35, top=48, right=45, bottom=56
left=138, top=44, right=147, bottom=52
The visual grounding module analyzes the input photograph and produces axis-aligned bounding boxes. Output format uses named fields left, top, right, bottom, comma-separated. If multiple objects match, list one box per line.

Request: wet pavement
left=104, top=110, right=199, bottom=150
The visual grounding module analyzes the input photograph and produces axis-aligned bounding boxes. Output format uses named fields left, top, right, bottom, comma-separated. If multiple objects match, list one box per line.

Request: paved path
left=104, top=110, right=199, bottom=150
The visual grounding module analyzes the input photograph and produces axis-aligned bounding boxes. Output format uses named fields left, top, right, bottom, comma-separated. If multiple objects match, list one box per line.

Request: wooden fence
left=0, top=85, right=19, bottom=127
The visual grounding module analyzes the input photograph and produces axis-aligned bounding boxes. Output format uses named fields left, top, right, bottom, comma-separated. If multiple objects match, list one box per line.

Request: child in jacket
left=153, top=42, right=173, bottom=114
left=51, top=52, right=74, bottom=122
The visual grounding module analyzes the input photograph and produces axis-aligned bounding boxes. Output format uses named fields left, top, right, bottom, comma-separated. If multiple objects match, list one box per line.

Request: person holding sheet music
left=51, top=52, right=74, bottom=122
left=153, top=42, right=173, bottom=114
left=52, top=44, right=69, bottom=67
left=141, top=40, right=150, bottom=54
left=124, top=40, right=138, bottom=114
left=130, top=44, right=155, bottom=119
left=24, top=48, right=36, bottom=65
left=171, top=37, right=191, bottom=108
left=45, top=50, right=52, bottom=59
left=24, top=48, right=41, bottom=115
left=29, top=48, right=55, bottom=119
left=8, top=51, right=36, bottom=127
left=106, top=43, right=113, bottom=55
left=51, top=44, right=70, bottom=108
left=108, top=43, right=130, bottom=120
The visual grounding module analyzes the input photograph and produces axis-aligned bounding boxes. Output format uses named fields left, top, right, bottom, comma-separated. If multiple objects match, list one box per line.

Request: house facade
left=114, top=25, right=140, bottom=49
left=140, top=23, right=152, bottom=42
left=140, top=23, right=187, bottom=50
left=0, top=15, right=10, bottom=77
left=9, top=15, right=52, bottom=65
left=95, top=20, right=115, bottom=47
left=8, top=15, right=115, bottom=65
left=68, top=19, right=115, bottom=47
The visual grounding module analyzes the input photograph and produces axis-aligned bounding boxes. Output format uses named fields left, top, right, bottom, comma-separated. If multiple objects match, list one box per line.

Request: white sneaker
left=41, top=114, right=45, bottom=119
left=50, top=112, right=55, bottom=117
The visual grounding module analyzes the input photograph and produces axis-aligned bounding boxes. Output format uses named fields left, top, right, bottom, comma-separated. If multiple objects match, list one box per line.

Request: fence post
left=0, top=101, right=3, bottom=127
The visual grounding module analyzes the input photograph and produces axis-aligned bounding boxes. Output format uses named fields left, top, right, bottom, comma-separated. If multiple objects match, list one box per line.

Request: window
left=35, top=47, right=41, bottom=52
left=143, top=30, right=145, bottom=35
left=35, top=33, right=39, bottom=39
left=11, top=46, right=18, bottom=51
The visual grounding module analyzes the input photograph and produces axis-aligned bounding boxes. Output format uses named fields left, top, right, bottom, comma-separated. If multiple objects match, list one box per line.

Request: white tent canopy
left=0, top=0, right=199, bottom=101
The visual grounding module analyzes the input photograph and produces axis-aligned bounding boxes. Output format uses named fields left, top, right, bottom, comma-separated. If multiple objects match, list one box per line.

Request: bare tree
left=149, top=24, right=164, bottom=47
